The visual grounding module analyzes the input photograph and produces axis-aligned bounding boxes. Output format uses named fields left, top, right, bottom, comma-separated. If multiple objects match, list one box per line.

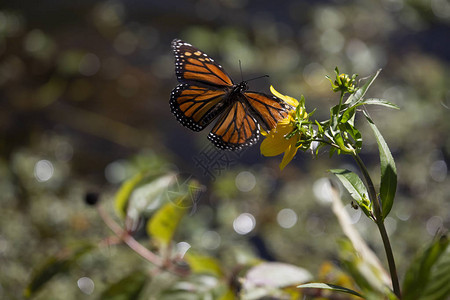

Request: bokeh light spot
left=233, top=213, right=256, bottom=235
left=431, top=0, right=450, bottom=19
left=34, top=160, right=54, bottom=182
left=306, top=216, right=325, bottom=237
left=235, top=171, right=256, bottom=192
left=313, top=178, right=333, bottom=205
left=201, top=230, right=221, bottom=250
left=24, top=29, right=46, bottom=53
left=114, top=31, right=138, bottom=55
left=429, top=160, right=447, bottom=182
left=277, top=208, right=298, bottom=229
left=315, top=7, right=345, bottom=29
left=95, top=0, right=125, bottom=28
left=104, top=160, right=127, bottom=184
left=346, top=39, right=375, bottom=72
left=320, top=29, right=344, bottom=54
left=303, top=62, right=327, bottom=87
left=77, top=277, right=94, bottom=295
left=395, top=209, right=411, bottom=221
left=54, top=140, right=74, bottom=162
left=79, top=53, right=101, bottom=76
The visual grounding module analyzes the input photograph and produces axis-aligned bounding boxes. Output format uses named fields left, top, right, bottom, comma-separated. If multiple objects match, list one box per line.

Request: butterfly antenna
left=238, top=60, right=268, bottom=82
left=246, top=74, right=269, bottom=82
left=239, top=60, right=244, bottom=82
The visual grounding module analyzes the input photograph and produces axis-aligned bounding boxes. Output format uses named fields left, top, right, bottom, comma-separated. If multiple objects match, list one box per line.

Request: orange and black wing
left=244, top=92, right=292, bottom=132
left=172, top=39, right=233, bottom=88
left=170, top=39, right=293, bottom=150
left=170, top=84, right=229, bottom=131
left=208, top=97, right=260, bottom=150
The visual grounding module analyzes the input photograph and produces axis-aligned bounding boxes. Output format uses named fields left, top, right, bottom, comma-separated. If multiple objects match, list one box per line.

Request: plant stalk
left=352, top=153, right=401, bottom=299
left=333, top=91, right=345, bottom=129
left=96, top=204, right=190, bottom=277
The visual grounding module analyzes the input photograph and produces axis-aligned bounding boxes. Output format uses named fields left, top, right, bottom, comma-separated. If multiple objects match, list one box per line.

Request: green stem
left=337, top=91, right=345, bottom=116
left=336, top=91, right=345, bottom=122
left=352, top=153, right=401, bottom=299
left=331, top=91, right=345, bottom=130
left=353, top=153, right=380, bottom=216
left=377, top=217, right=401, bottom=299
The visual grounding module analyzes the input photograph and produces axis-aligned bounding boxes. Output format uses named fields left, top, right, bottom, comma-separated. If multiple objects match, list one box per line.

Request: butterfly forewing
left=170, top=84, right=228, bottom=131
left=172, top=39, right=233, bottom=88
left=244, top=92, right=292, bottom=131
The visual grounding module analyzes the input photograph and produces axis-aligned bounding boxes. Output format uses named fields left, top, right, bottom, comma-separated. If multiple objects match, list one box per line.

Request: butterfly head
left=234, top=81, right=249, bottom=93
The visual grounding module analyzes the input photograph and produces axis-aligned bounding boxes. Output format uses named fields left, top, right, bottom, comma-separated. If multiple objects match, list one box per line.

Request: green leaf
left=341, top=122, right=362, bottom=152
left=315, top=120, right=324, bottom=134
left=330, top=169, right=372, bottom=218
left=345, top=69, right=382, bottom=106
left=99, top=270, right=148, bottom=300
left=358, top=98, right=399, bottom=109
left=146, top=179, right=202, bottom=247
left=147, top=200, right=188, bottom=247
left=184, top=252, right=223, bottom=277
left=298, top=283, right=364, bottom=298
left=329, top=146, right=337, bottom=158
left=403, top=236, right=449, bottom=300
left=114, top=171, right=147, bottom=219
left=340, top=106, right=356, bottom=124
left=337, top=239, right=395, bottom=298
left=330, top=169, right=368, bottom=205
left=364, top=113, right=397, bottom=219
left=24, top=243, right=94, bottom=298
left=422, top=243, right=450, bottom=300
left=330, top=103, right=349, bottom=118
left=218, top=288, right=235, bottom=300
left=333, top=133, right=354, bottom=154
left=115, top=173, right=177, bottom=219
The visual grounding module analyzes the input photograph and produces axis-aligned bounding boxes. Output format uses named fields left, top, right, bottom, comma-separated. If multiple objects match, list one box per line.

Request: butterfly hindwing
left=208, top=98, right=260, bottom=150
left=172, top=39, right=233, bottom=88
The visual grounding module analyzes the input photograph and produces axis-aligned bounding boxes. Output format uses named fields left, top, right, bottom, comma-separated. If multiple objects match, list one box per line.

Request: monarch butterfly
left=170, top=39, right=292, bottom=150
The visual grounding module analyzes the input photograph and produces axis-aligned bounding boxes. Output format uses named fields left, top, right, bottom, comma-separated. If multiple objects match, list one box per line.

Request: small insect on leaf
left=330, top=169, right=373, bottom=219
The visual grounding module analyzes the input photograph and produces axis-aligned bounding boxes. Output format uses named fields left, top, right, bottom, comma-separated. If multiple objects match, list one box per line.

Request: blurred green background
left=1, top=0, right=449, bottom=298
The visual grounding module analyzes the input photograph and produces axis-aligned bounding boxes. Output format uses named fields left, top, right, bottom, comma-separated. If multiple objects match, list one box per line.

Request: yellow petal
left=270, top=85, right=299, bottom=107
left=279, top=140, right=299, bottom=170
left=261, top=134, right=292, bottom=156
left=260, top=122, right=295, bottom=157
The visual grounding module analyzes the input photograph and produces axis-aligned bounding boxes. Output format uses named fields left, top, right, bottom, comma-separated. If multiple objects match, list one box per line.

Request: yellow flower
left=260, top=86, right=304, bottom=170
